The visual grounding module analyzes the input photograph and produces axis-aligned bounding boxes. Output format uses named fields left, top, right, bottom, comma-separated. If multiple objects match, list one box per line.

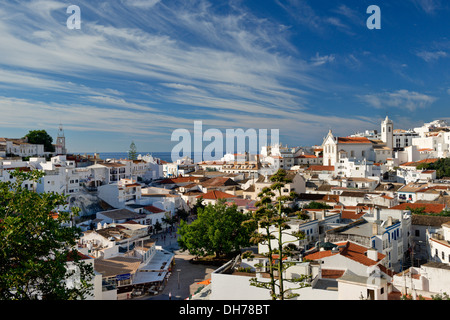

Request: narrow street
left=137, top=230, right=216, bottom=300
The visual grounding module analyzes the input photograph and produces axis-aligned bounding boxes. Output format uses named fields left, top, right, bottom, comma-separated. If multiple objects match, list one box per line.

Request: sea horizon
left=77, top=151, right=226, bottom=163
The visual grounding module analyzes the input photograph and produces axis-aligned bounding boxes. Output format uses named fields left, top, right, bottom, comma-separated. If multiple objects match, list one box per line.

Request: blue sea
left=81, top=152, right=223, bottom=163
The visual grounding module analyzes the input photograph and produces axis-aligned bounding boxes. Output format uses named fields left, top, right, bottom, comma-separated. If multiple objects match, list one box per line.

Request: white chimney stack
left=367, top=248, right=378, bottom=261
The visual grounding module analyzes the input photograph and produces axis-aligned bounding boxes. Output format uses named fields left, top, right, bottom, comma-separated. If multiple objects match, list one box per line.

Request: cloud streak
left=360, top=90, right=437, bottom=112
left=0, top=0, right=445, bottom=151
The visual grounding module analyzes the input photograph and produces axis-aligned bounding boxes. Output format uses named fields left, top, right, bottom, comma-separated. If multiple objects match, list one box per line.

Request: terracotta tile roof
left=304, top=241, right=385, bottom=267
left=411, top=215, right=450, bottom=226
left=339, top=242, right=385, bottom=266
left=200, top=177, right=238, bottom=187
left=4, top=167, right=31, bottom=172
left=102, top=163, right=126, bottom=168
left=124, top=183, right=141, bottom=188
left=159, top=176, right=200, bottom=184
left=197, top=190, right=236, bottom=200
left=418, top=148, right=434, bottom=152
left=321, top=269, right=346, bottom=279
left=306, top=165, right=335, bottom=171
left=390, top=203, right=445, bottom=214
left=296, top=154, right=317, bottom=158
left=338, top=137, right=372, bottom=144
left=66, top=250, right=92, bottom=261
left=144, top=205, right=166, bottom=213
left=298, top=193, right=339, bottom=203
left=400, top=158, right=439, bottom=167
left=341, top=210, right=366, bottom=220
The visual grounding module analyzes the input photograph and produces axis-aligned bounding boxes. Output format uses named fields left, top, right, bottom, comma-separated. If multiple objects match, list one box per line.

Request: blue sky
left=0, top=0, right=449, bottom=153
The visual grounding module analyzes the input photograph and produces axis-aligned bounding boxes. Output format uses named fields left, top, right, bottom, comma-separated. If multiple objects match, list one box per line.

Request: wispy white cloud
left=310, top=53, right=335, bottom=67
left=122, top=0, right=161, bottom=9
left=359, top=90, right=437, bottom=112
left=0, top=0, right=441, bottom=151
left=275, top=0, right=357, bottom=35
left=333, top=4, right=365, bottom=27
left=410, top=0, right=442, bottom=14
left=416, top=50, right=448, bottom=62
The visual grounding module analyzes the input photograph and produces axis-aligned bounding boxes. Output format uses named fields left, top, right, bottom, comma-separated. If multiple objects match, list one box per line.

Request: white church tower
left=381, top=116, right=393, bottom=149
left=55, top=123, right=67, bottom=155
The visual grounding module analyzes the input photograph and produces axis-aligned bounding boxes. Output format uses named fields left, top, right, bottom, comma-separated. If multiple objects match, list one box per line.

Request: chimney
left=367, top=248, right=379, bottom=261
left=387, top=216, right=393, bottom=227
left=372, top=223, right=378, bottom=236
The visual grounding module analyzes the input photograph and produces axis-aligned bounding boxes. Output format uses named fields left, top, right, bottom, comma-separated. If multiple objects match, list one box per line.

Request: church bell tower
left=56, top=123, right=66, bottom=155
left=381, top=116, right=393, bottom=150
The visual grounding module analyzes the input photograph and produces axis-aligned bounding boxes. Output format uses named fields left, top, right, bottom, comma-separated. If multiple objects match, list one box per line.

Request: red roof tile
left=159, top=176, right=198, bottom=184
left=306, top=165, right=335, bottom=171
left=197, top=190, right=236, bottom=200
left=304, top=241, right=385, bottom=267
left=144, top=205, right=165, bottom=213
left=390, top=203, right=445, bottom=214
left=338, top=137, right=372, bottom=144
left=341, top=210, right=365, bottom=220
left=321, top=269, right=346, bottom=279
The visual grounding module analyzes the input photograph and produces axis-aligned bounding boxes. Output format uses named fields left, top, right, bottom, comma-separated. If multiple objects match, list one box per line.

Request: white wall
left=210, top=270, right=338, bottom=300
left=338, top=277, right=388, bottom=300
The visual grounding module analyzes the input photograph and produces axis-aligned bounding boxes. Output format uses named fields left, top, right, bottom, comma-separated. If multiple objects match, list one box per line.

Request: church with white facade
left=322, top=116, right=394, bottom=167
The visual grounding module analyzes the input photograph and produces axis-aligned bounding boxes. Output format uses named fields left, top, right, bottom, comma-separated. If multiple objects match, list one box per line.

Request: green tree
left=128, top=141, right=138, bottom=160
left=407, top=206, right=450, bottom=217
left=175, top=208, right=189, bottom=222
left=192, top=196, right=205, bottom=215
left=417, top=158, right=450, bottom=179
left=154, top=221, right=162, bottom=233
left=162, top=212, right=176, bottom=229
left=303, top=201, right=332, bottom=209
left=177, top=199, right=254, bottom=258
left=23, top=130, right=55, bottom=153
left=246, top=169, right=311, bottom=300
left=0, top=169, right=94, bottom=300
left=432, top=292, right=450, bottom=300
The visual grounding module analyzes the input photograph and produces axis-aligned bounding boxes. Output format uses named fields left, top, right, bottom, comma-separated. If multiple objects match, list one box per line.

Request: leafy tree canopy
left=417, top=158, right=450, bottom=179
left=303, top=201, right=332, bottom=209
left=23, top=130, right=55, bottom=153
left=0, top=169, right=94, bottom=300
left=177, top=199, right=255, bottom=258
